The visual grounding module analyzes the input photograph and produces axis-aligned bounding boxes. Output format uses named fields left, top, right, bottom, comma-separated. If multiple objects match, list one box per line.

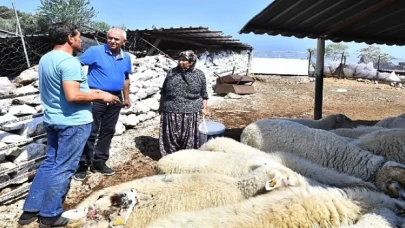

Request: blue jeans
left=23, top=122, right=92, bottom=217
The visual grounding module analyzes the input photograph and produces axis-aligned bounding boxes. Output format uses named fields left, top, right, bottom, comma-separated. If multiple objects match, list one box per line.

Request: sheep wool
left=200, top=137, right=376, bottom=190
left=69, top=167, right=294, bottom=228
left=240, top=119, right=385, bottom=181
left=157, top=149, right=290, bottom=178
left=330, top=125, right=386, bottom=139
left=281, top=113, right=355, bottom=130
left=375, top=116, right=405, bottom=128
left=352, top=128, right=405, bottom=165
left=147, top=186, right=405, bottom=228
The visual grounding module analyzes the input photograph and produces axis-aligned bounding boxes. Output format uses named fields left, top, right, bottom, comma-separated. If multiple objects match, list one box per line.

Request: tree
left=37, top=0, right=97, bottom=28
left=307, top=48, right=316, bottom=61
left=357, top=45, right=394, bottom=64
left=325, top=43, right=349, bottom=61
left=88, top=20, right=111, bottom=32
left=0, top=6, right=43, bottom=34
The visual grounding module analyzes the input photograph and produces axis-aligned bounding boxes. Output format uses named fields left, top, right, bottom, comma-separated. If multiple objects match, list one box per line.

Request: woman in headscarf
left=158, top=50, right=209, bottom=156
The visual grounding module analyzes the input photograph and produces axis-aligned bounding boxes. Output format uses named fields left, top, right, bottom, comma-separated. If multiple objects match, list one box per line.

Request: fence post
left=12, top=1, right=30, bottom=69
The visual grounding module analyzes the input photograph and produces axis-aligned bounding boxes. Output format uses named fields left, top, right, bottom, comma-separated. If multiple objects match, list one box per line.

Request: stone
left=12, top=95, right=41, bottom=105
left=0, top=161, right=17, bottom=171
left=124, top=114, right=139, bottom=127
left=114, top=121, right=126, bottom=136
left=13, top=66, right=39, bottom=86
left=0, top=77, right=15, bottom=95
left=0, top=99, right=12, bottom=115
left=11, top=143, right=46, bottom=164
left=8, top=104, right=37, bottom=116
left=224, top=92, right=242, bottom=99
left=15, top=85, right=39, bottom=95
left=0, top=131, right=26, bottom=144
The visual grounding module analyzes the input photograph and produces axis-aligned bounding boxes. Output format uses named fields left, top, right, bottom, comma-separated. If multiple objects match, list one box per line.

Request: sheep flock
left=63, top=113, right=405, bottom=228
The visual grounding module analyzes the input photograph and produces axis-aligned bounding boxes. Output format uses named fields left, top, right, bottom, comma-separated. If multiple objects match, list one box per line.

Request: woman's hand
left=202, top=107, right=209, bottom=116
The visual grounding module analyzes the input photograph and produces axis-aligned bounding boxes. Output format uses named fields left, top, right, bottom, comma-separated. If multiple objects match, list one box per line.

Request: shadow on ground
left=135, top=136, right=161, bottom=161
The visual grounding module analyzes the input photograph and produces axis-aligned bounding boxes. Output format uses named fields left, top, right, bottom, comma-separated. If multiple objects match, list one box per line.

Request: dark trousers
left=80, top=95, right=122, bottom=166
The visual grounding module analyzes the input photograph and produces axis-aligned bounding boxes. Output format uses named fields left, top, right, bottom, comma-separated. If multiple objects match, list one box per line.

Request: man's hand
left=123, top=99, right=131, bottom=109
left=99, top=91, right=120, bottom=104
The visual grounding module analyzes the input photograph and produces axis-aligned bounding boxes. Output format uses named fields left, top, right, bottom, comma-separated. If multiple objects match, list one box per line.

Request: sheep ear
left=265, top=180, right=277, bottom=191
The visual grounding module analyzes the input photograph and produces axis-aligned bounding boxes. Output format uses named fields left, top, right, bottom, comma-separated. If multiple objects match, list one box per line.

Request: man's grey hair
left=107, top=28, right=127, bottom=40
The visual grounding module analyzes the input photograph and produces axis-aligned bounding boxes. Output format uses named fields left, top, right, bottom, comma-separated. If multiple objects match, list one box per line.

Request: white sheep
left=280, top=113, right=355, bottom=130
left=352, top=128, right=405, bottom=165
left=239, top=119, right=405, bottom=198
left=147, top=186, right=405, bottom=228
left=340, top=208, right=400, bottom=228
left=66, top=166, right=298, bottom=228
left=158, top=149, right=292, bottom=178
left=330, top=125, right=386, bottom=139
left=199, top=137, right=376, bottom=189
left=170, top=145, right=376, bottom=189
left=375, top=116, right=405, bottom=128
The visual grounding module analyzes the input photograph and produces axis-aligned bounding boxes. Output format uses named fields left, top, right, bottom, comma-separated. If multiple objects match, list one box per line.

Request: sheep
left=66, top=166, right=299, bottom=228
left=171, top=147, right=376, bottom=190
left=157, top=149, right=292, bottom=178
left=280, top=113, right=355, bottom=130
left=351, top=128, right=405, bottom=165
left=340, top=208, right=400, bottom=228
left=239, top=119, right=405, bottom=198
left=330, top=125, right=386, bottom=139
left=375, top=116, right=405, bottom=128
left=147, top=186, right=405, bottom=228
left=65, top=188, right=138, bottom=228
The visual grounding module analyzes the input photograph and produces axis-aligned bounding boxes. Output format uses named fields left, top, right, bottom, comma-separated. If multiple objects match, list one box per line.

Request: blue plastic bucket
left=199, top=119, right=226, bottom=146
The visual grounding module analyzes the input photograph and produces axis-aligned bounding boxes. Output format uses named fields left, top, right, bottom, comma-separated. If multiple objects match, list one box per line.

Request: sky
left=1, top=0, right=404, bottom=64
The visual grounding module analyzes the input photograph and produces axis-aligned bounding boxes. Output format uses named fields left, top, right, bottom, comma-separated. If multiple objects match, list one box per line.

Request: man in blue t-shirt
left=74, top=28, right=132, bottom=180
left=18, top=23, right=120, bottom=227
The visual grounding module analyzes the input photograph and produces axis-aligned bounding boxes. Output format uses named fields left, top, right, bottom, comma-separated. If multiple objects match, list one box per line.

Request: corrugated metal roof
left=240, top=0, right=405, bottom=46
left=130, top=26, right=253, bottom=50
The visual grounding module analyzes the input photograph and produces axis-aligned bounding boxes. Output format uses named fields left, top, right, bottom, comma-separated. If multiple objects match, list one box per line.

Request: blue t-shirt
left=38, top=50, right=93, bottom=125
left=78, top=45, right=132, bottom=92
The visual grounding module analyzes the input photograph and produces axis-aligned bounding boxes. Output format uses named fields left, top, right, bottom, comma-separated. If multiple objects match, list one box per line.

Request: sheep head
left=64, top=188, right=138, bottom=228
left=265, top=168, right=304, bottom=191
left=334, top=114, right=355, bottom=129
left=375, top=163, right=405, bottom=199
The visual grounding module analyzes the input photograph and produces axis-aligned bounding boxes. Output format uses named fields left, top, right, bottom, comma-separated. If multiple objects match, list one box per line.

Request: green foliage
left=37, top=0, right=97, bottom=28
left=0, top=5, right=42, bottom=34
left=325, top=43, right=349, bottom=61
left=357, top=45, right=394, bottom=64
left=0, top=1, right=127, bottom=35
left=88, top=20, right=111, bottom=32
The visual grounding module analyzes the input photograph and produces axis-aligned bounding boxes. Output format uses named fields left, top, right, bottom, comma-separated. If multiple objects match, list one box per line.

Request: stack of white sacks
left=324, top=61, right=402, bottom=82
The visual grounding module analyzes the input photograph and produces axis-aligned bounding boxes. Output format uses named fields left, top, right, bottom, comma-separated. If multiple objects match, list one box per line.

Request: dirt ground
left=11, top=75, right=405, bottom=228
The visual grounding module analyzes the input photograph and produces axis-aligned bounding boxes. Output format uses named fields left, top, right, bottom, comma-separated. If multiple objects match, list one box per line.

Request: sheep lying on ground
left=330, top=125, right=386, bottom=139
left=178, top=146, right=376, bottom=190
left=340, top=208, right=400, bottom=228
left=280, top=113, right=355, bottom=130
left=239, top=119, right=405, bottom=198
left=147, top=186, right=405, bottom=228
left=352, top=128, right=405, bottom=165
left=65, top=188, right=138, bottom=228
left=67, top=166, right=296, bottom=228
left=375, top=116, right=405, bottom=128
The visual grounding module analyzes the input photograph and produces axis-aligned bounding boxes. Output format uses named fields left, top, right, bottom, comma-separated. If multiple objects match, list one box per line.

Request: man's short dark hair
left=49, top=22, right=79, bottom=46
